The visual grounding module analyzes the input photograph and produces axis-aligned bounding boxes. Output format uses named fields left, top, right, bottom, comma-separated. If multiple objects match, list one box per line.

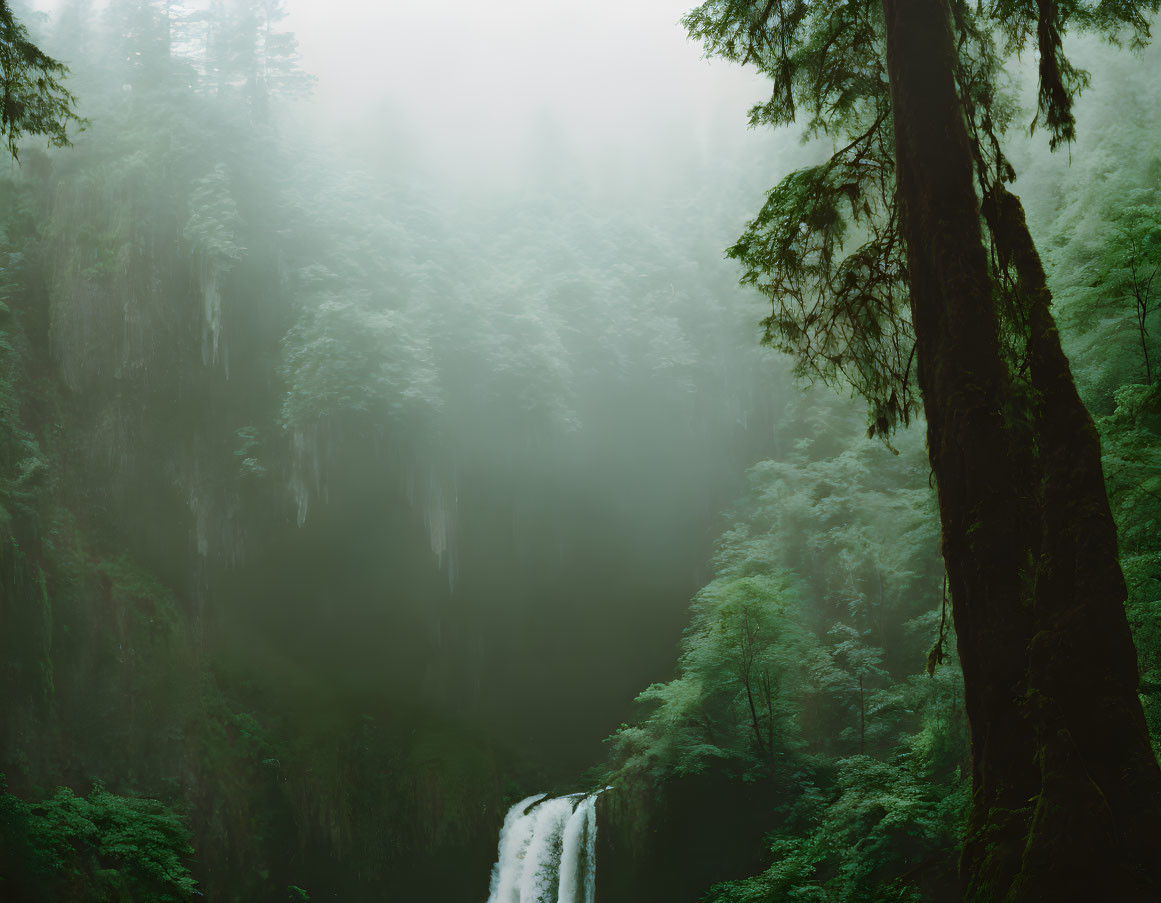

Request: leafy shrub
left=0, top=776, right=197, bottom=902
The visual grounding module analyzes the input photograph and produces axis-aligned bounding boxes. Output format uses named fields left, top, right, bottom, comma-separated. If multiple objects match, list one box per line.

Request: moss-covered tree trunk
left=985, top=186, right=1161, bottom=899
left=881, top=0, right=1161, bottom=899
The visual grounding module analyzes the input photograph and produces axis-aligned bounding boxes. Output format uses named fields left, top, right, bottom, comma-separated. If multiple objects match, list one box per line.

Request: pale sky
left=282, top=0, right=770, bottom=184
left=30, top=0, right=780, bottom=194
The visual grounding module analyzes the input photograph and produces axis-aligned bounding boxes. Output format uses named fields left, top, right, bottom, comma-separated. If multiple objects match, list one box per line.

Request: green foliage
left=1099, top=384, right=1161, bottom=756
left=202, top=0, right=315, bottom=107
left=184, top=164, right=246, bottom=263
left=671, top=10, right=1161, bottom=893
left=987, top=0, right=1161, bottom=148
left=0, top=0, right=83, bottom=159
left=279, top=295, right=443, bottom=432
left=1093, top=199, right=1161, bottom=383
left=1049, top=188, right=1161, bottom=397
left=0, top=776, right=197, bottom=901
left=684, top=0, right=1158, bottom=435
left=614, top=570, right=812, bottom=780
left=731, top=154, right=914, bottom=437
left=704, top=754, right=966, bottom=903
left=0, top=4, right=783, bottom=896
left=607, top=394, right=966, bottom=899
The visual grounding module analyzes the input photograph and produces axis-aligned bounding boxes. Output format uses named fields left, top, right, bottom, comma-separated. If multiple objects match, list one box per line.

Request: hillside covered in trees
left=0, top=1, right=1159, bottom=901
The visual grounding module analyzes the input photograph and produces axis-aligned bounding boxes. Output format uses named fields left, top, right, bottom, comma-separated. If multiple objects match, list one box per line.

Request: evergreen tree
left=0, top=0, right=81, bottom=158
left=605, top=398, right=967, bottom=901
left=685, top=0, right=1161, bottom=897
left=1095, top=200, right=1161, bottom=385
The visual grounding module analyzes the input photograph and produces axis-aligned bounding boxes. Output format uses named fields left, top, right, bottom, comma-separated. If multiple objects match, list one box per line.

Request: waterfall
left=557, top=794, right=597, bottom=903
left=486, top=793, right=599, bottom=903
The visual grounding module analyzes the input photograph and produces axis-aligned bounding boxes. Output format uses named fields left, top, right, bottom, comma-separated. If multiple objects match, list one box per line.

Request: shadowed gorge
left=1, top=1, right=1160, bottom=901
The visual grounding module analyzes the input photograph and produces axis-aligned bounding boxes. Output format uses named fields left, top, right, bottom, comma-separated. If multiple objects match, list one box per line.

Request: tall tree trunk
left=882, top=0, right=1038, bottom=893
left=882, top=1, right=1161, bottom=899
left=985, top=186, right=1161, bottom=899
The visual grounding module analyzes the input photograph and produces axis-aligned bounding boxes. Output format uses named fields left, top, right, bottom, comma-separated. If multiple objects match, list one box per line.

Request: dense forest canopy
left=0, top=1, right=1158, bottom=901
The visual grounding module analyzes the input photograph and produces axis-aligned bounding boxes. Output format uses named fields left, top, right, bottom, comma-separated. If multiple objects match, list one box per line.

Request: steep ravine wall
left=594, top=776, right=776, bottom=903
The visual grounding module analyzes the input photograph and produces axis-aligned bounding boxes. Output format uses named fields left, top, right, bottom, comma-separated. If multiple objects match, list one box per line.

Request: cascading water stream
left=486, top=792, right=599, bottom=903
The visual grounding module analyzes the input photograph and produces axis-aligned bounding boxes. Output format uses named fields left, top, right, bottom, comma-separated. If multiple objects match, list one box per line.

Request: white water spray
left=486, top=792, right=599, bottom=903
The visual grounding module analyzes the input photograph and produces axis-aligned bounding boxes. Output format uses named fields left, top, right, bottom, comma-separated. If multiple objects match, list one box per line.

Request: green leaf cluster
left=606, top=396, right=967, bottom=899
left=0, top=776, right=197, bottom=902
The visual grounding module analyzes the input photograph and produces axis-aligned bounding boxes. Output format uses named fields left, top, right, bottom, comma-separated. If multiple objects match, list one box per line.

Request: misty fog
left=2, top=1, right=1160, bottom=901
